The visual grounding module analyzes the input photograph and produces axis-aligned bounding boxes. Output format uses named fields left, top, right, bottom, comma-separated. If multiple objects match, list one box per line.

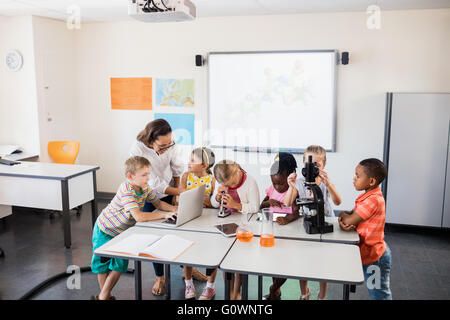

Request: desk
left=247, top=214, right=359, bottom=298
left=0, top=161, right=99, bottom=248
left=138, top=209, right=359, bottom=244
left=220, top=237, right=364, bottom=300
left=137, top=208, right=249, bottom=234
left=3, top=152, right=39, bottom=161
left=137, top=208, right=361, bottom=300
left=249, top=215, right=359, bottom=244
left=320, top=216, right=360, bottom=244
left=94, top=226, right=236, bottom=300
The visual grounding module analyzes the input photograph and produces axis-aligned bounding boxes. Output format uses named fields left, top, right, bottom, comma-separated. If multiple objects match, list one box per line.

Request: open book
left=104, top=233, right=194, bottom=261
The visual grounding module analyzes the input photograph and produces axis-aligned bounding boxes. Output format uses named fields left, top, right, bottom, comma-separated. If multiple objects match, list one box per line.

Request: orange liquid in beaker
left=260, top=234, right=275, bottom=247
left=236, top=231, right=254, bottom=242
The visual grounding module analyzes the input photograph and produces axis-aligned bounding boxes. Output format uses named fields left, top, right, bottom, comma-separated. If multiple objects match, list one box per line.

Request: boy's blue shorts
left=91, top=222, right=128, bottom=274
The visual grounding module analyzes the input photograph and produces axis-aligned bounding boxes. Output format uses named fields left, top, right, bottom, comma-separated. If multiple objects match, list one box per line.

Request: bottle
left=260, top=208, right=275, bottom=247
left=236, top=212, right=254, bottom=242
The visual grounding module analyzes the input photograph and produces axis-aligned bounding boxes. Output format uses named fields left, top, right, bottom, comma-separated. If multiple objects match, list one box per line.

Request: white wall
left=0, top=16, right=40, bottom=155
left=3, top=10, right=443, bottom=209
left=73, top=9, right=450, bottom=209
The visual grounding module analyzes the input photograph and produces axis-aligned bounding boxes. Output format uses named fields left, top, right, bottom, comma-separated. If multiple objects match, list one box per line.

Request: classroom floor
left=0, top=201, right=449, bottom=300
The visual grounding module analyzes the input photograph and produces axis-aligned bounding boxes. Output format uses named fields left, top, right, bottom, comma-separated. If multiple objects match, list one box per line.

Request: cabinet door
left=443, top=121, right=450, bottom=228
left=386, top=93, right=450, bottom=227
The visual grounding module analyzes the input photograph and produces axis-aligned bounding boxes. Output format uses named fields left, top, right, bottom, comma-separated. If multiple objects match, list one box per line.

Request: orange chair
left=48, top=141, right=80, bottom=164
left=47, top=141, right=81, bottom=218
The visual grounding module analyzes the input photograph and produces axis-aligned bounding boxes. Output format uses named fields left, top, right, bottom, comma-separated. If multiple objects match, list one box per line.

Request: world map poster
left=155, top=79, right=194, bottom=107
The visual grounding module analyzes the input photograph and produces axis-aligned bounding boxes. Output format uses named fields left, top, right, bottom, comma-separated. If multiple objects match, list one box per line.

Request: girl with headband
left=180, top=147, right=218, bottom=300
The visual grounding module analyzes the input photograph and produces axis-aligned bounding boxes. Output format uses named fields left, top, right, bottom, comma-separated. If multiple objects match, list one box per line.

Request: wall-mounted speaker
left=341, top=52, right=349, bottom=65
left=195, top=55, right=203, bottom=67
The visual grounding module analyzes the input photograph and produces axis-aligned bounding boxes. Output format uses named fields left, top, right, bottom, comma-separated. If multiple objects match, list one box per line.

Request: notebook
left=104, top=233, right=194, bottom=261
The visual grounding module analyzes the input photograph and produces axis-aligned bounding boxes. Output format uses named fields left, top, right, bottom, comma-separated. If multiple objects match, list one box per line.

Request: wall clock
left=5, top=50, right=23, bottom=71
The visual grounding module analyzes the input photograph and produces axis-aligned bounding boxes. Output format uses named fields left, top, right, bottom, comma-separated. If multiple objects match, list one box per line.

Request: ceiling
left=0, top=0, right=449, bottom=22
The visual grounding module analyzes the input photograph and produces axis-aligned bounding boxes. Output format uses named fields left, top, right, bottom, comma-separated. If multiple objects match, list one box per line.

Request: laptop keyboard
left=163, top=216, right=177, bottom=224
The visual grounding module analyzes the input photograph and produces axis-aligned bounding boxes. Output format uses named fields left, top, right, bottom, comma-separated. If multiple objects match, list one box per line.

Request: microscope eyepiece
left=302, top=155, right=319, bottom=183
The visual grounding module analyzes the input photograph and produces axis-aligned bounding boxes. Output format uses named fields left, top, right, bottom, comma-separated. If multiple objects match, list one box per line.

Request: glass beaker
left=236, top=212, right=254, bottom=242
left=260, top=208, right=275, bottom=247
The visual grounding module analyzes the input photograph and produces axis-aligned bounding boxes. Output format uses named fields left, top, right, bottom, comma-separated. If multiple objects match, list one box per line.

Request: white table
left=137, top=208, right=250, bottom=234
left=320, top=216, right=360, bottom=244
left=249, top=214, right=359, bottom=244
left=137, top=208, right=361, bottom=300
left=138, top=209, right=359, bottom=244
left=0, top=161, right=99, bottom=248
left=94, top=225, right=236, bottom=300
left=220, top=237, right=364, bottom=300
left=3, top=152, right=39, bottom=161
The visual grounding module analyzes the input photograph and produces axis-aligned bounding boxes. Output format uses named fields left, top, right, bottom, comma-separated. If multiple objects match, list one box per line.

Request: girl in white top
left=210, top=161, right=260, bottom=214
left=211, top=160, right=260, bottom=300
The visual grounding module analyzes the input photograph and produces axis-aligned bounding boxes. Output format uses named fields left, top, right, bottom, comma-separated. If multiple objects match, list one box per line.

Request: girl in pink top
left=262, top=153, right=301, bottom=301
left=260, top=152, right=298, bottom=220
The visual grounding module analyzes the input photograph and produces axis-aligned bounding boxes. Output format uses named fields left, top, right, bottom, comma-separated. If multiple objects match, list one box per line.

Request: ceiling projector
left=128, top=0, right=196, bottom=22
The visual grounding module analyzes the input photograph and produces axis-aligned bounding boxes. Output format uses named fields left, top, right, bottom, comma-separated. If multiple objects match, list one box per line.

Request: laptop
left=144, top=184, right=205, bottom=228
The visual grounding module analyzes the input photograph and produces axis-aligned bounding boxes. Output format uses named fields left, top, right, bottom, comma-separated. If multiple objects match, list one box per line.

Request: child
left=180, top=147, right=217, bottom=207
left=284, top=145, right=342, bottom=300
left=211, top=160, right=261, bottom=300
left=180, top=147, right=219, bottom=300
left=260, top=152, right=298, bottom=221
left=338, top=158, right=392, bottom=300
left=91, top=156, right=177, bottom=300
left=261, top=152, right=300, bottom=300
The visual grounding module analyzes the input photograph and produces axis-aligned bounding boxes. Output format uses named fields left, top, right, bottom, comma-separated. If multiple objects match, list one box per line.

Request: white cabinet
left=384, top=93, right=450, bottom=228
left=443, top=133, right=450, bottom=228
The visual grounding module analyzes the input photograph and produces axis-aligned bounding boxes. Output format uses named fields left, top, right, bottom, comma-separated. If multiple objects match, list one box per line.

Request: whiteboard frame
left=207, top=50, right=339, bottom=154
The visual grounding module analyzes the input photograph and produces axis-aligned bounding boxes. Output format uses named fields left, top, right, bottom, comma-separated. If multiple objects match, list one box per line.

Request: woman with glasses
left=131, top=119, right=183, bottom=203
left=129, top=118, right=207, bottom=295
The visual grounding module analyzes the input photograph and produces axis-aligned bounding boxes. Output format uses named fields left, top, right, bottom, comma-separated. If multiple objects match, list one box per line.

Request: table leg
left=224, top=272, right=231, bottom=300
left=258, top=275, right=263, bottom=300
left=164, top=264, right=171, bottom=300
left=343, top=284, right=350, bottom=300
left=134, top=261, right=142, bottom=300
left=61, top=180, right=71, bottom=248
left=91, top=171, right=98, bottom=227
left=241, top=274, right=248, bottom=300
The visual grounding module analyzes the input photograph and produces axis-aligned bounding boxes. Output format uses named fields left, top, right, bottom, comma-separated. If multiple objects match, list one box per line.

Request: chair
left=47, top=141, right=82, bottom=219
left=48, top=141, right=80, bottom=164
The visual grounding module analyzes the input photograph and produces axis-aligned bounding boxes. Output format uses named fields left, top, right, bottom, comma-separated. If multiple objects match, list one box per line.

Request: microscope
left=296, top=155, right=334, bottom=234
left=218, top=190, right=231, bottom=218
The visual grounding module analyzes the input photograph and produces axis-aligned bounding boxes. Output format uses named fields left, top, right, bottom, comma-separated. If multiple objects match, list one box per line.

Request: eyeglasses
left=156, top=141, right=176, bottom=152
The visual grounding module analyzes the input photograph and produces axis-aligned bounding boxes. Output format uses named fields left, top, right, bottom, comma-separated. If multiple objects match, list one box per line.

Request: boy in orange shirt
left=338, top=158, right=392, bottom=300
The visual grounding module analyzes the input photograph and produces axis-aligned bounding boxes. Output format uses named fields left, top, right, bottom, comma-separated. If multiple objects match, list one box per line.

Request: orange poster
left=110, top=77, right=152, bottom=110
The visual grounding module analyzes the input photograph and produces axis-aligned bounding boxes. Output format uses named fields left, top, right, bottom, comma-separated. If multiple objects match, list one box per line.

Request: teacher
left=129, top=119, right=206, bottom=296
left=130, top=118, right=184, bottom=204
left=130, top=118, right=183, bottom=296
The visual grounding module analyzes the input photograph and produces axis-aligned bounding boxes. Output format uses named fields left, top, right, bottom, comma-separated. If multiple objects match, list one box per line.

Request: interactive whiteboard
left=207, top=50, right=338, bottom=153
